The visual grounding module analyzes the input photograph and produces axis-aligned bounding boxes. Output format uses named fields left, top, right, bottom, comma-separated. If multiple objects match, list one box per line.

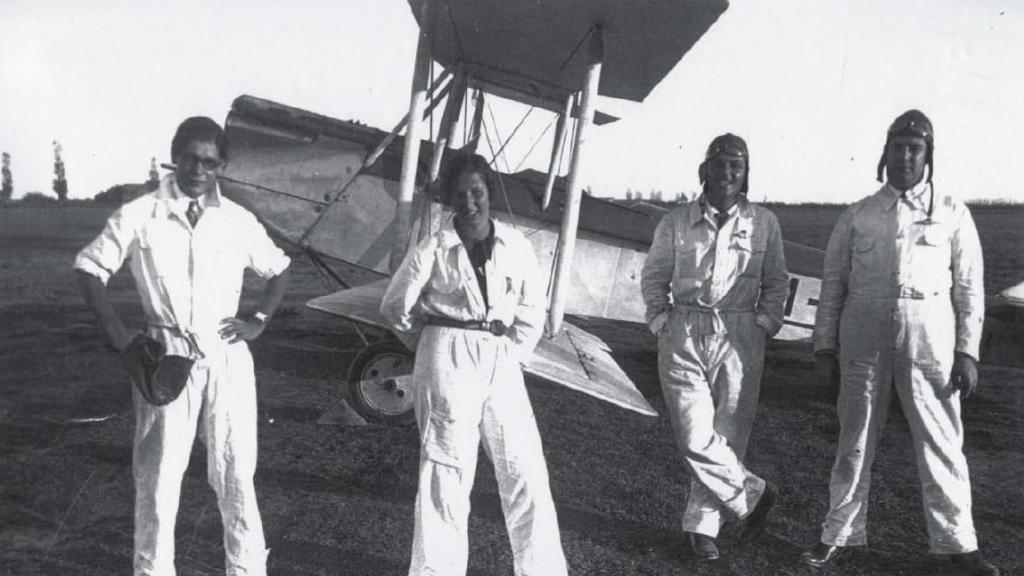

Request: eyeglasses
left=178, top=152, right=224, bottom=173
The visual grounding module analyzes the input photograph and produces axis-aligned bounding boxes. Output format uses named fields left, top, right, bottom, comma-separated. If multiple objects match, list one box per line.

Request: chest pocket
left=138, top=223, right=189, bottom=279
left=735, top=232, right=767, bottom=278
left=916, top=225, right=950, bottom=248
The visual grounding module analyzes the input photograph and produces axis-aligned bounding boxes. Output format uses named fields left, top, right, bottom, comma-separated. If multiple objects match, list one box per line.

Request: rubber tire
left=346, top=340, right=416, bottom=425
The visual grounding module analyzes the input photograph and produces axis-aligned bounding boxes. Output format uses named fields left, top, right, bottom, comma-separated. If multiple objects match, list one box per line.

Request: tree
left=1, top=152, right=12, bottom=204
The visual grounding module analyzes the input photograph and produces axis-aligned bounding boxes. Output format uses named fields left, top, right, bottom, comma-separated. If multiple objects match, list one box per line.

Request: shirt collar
left=437, top=215, right=510, bottom=250
left=689, top=194, right=751, bottom=228
left=152, top=173, right=222, bottom=219
left=878, top=180, right=929, bottom=212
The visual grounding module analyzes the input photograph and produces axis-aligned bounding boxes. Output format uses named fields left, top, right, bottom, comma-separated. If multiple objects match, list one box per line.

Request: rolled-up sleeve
left=950, top=205, right=985, bottom=360
left=243, top=213, right=290, bottom=278
left=509, top=236, right=545, bottom=354
left=813, top=208, right=853, bottom=353
left=73, top=206, right=134, bottom=284
left=641, top=214, right=676, bottom=327
left=755, top=212, right=789, bottom=336
left=380, top=237, right=436, bottom=336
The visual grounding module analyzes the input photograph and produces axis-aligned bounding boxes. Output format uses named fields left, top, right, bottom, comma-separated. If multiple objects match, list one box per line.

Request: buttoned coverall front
left=813, top=183, right=985, bottom=553
left=641, top=197, right=789, bottom=537
left=380, top=218, right=567, bottom=576
left=74, top=175, right=290, bottom=576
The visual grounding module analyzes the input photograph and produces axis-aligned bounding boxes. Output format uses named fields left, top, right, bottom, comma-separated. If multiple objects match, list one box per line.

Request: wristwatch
left=252, top=310, right=271, bottom=324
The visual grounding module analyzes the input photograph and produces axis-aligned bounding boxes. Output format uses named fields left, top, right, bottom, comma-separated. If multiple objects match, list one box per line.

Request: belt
left=426, top=315, right=508, bottom=337
left=673, top=304, right=755, bottom=335
left=147, top=322, right=205, bottom=359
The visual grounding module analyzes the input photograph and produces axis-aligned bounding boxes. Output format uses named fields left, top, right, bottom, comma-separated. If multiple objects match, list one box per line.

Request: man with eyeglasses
left=800, top=110, right=998, bottom=575
left=75, top=116, right=290, bottom=576
left=641, top=134, right=789, bottom=562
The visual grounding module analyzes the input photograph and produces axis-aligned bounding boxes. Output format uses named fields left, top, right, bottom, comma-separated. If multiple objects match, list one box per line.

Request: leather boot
left=686, top=532, right=720, bottom=561
left=799, top=542, right=846, bottom=568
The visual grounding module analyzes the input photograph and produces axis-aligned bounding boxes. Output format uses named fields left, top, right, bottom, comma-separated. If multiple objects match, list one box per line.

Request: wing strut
left=364, top=69, right=452, bottom=171
left=542, top=93, right=574, bottom=210
left=547, top=27, right=603, bottom=336
left=391, top=0, right=438, bottom=272
left=419, top=66, right=468, bottom=240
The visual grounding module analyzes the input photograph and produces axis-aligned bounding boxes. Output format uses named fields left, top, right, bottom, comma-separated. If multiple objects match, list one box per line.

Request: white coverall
left=813, top=182, right=985, bottom=553
left=75, top=175, right=290, bottom=576
left=380, top=218, right=567, bottom=576
left=641, top=197, right=789, bottom=537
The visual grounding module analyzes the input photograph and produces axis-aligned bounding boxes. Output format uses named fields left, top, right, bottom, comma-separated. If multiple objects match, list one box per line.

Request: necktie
left=714, top=211, right=731, bottom=231
left=186, top=200, right=201, bottom=228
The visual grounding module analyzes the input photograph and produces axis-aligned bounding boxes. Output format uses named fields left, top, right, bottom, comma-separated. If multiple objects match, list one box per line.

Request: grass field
left=1, top=204, right=1021, bottom=576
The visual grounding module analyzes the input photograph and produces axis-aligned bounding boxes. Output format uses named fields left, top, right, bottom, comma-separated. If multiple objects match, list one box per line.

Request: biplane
left=209, top=0, right=1023, bottom=424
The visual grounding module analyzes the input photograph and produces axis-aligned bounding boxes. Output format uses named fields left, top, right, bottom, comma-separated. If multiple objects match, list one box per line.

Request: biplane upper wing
left=306, top=281, right=658, bottom=417
left=409, top=0, right=729, bottom=108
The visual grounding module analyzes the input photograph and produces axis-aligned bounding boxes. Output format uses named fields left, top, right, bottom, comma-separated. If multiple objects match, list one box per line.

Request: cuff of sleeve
left=393, top=330, right=419, bottom=351
left=954, top=348, right=979, bottom=363
left=261, top=255, right=291, bottom=279
left=813, top=335, right=839, bottom=354
left=754, top=314, right=781, bottom=337
left=73, top=259, right=111, bottom=285
left=648, top=312, right=669, bottom=336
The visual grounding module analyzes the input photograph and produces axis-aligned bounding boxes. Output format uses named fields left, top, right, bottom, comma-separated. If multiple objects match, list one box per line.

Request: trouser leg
left=897, top=362, right=977, bottom=553
left=682, top=322, right=766, bottom=536
left=408, top=327, right=483, bottom=576
left=659, top=318, right=764, bottom=538
left=409, top=457, right=480, bottom=576
left=480, top=363, right=567, bottom=576
left=133, top=370, right=203, bottom=576
left=201, top=345, right=267, bottom=575
left=821, top=358, right=893, bottom=547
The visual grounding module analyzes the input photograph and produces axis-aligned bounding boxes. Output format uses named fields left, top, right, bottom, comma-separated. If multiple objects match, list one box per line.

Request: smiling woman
left=379, top=152, right=569, bottom=575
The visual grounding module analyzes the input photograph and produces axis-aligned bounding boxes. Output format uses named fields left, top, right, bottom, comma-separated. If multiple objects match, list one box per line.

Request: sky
left=1, top=0, right=1022, bottom=204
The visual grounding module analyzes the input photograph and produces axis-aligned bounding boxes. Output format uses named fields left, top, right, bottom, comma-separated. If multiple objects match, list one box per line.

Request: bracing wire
left=481, top=119, right=518, bottom=230
left=485, top=102, right=512, bottom=173
left=487, top=105, right=535, bottom=168
left=514, top=117, right=556, bottom=172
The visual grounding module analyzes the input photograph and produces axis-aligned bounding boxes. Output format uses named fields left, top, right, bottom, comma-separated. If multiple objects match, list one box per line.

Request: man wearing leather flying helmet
left=801, top=110, right=997, bottom=575
left=642, top=134, right=789, bottom=562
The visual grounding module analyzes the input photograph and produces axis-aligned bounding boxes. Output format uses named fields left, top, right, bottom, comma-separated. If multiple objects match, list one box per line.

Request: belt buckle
left=488, top=320, right=507, bottom=337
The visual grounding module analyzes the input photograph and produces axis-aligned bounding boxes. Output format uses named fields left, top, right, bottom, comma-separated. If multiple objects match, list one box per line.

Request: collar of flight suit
left=876, top=180, right=952, bottom=224
left=877, top=180, right=929, bottom=212
left=436, top=215, right=514, bottom=252
left=149, top=173, right=222, bottom=222
left=687, top=195, right=755, bottom=239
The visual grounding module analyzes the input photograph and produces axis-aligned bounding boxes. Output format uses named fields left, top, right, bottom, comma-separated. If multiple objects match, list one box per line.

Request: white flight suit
left=74, top=175, right=290, bottom=576
left=813, top=182, right=985, bottom=553
left=380, top=217, right=567, bottom=576
left=641, top=197, right=789, bottom=537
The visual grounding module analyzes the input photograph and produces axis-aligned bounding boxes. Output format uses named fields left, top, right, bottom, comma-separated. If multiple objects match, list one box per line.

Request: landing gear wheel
left=347, top=340, right=416, bottom=425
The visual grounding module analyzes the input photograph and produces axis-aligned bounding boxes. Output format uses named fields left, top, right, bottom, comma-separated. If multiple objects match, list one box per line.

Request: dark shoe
left=686, top=532, right=720, bottom=561
left=949, top=552, right=1000, bottom=576
left=739, top=484, right=776, bottom=542
left=799, top=542, right=846, bottom=568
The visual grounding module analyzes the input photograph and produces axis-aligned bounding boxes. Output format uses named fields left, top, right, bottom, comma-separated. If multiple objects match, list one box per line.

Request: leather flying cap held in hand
left=120, top=333, right=193, bottom=406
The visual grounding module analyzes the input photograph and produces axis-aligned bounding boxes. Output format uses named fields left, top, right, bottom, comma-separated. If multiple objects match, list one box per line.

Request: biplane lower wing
left=980, top=282, right=1024, bottom=369
left=305, top=281, right=658, bottom=417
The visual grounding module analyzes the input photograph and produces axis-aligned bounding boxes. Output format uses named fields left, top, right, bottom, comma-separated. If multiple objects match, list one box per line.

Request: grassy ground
left=1, top=205, right=1021, bottom=576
